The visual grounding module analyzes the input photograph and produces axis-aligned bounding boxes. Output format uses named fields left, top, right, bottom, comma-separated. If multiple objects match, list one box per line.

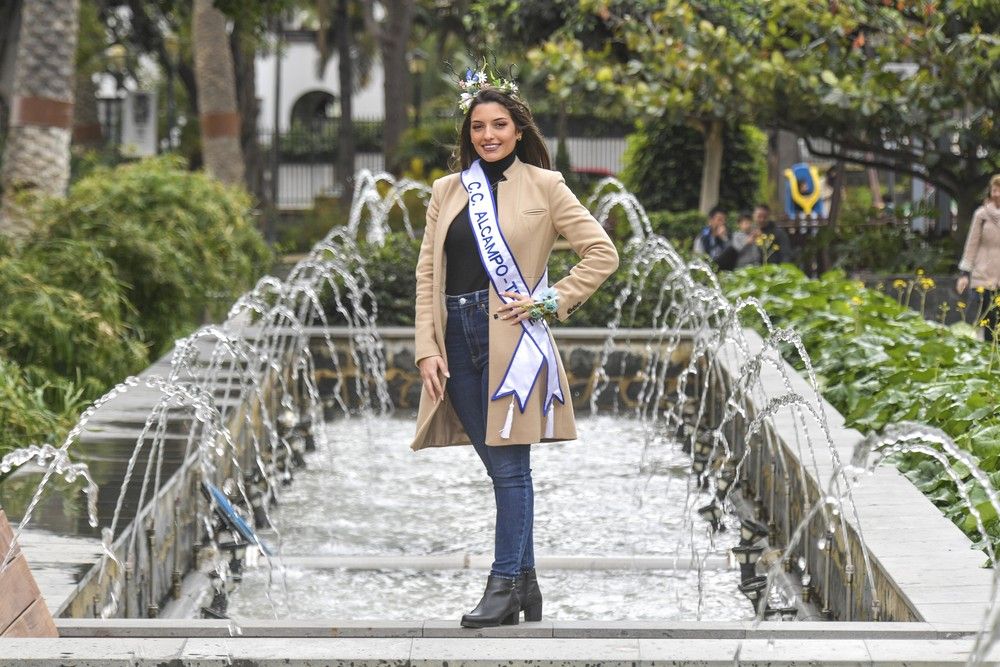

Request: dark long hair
left=455, top=88, right=551, bottom=171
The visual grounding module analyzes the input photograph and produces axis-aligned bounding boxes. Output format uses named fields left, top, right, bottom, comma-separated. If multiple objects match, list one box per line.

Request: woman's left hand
left=497, top=291, right=534, bottom=325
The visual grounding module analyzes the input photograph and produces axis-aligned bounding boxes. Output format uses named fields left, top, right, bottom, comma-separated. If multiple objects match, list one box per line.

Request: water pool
left=227, top=414, right=754, bottom=621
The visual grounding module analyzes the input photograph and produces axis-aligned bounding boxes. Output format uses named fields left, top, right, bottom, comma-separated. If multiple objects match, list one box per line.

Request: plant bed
left=722, top=264, right=1000, bottom=552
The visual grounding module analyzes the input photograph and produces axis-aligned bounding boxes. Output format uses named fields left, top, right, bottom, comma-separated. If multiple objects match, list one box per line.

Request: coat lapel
left=436, top=157, right=527, bottom=262
left=496, top=157, right=525, bottom=239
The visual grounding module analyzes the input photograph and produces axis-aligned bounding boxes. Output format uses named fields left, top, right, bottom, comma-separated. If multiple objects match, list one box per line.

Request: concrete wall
left=309, top=326, right=693, bottom=416
left=710, top=329, right=992, bottom=625
left=55, top=343, right=288, bottom=619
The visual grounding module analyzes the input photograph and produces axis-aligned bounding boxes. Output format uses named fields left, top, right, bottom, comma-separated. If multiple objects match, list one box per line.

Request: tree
left=361, top=0, right=415, bottom=174
left=315, top=0, right=376, bottom=199
left=528, top=1, right=760, bottom=215
left=529, top=0, right=1000, bottom=236
left=749, top=0, right=1000, bottom=237
left=467, top=1, right=625, bottom=176
left=72, top=1, right=106, bottom=149
left=192, top=0, right=244, bottom=185
left=0, top=0, right=80, bottom=237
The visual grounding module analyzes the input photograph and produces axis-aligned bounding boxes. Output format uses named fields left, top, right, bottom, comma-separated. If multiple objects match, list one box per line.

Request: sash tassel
left=500, top=397, right=516, bottom=440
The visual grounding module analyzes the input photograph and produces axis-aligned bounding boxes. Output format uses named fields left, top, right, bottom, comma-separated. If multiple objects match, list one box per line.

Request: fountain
left=0, top=171, right=997, bottom=665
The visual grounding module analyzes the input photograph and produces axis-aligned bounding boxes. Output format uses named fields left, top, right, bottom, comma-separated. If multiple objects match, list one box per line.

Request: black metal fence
left=257, top=115, right=629, bottom=210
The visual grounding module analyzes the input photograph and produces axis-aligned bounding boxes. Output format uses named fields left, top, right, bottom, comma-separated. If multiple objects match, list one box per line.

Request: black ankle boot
left=461, top=574, right=520, bottom=628
left=516, top=568, right=543, bottom=622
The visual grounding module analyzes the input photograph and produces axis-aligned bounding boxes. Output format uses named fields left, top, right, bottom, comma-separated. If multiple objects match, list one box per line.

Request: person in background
left=694, top=206, right=737, bottom=270
left=753, top=203, right=792, bottom=265
left=956, top=173, right=1000, bottom=341
left=732, top=211, right=763, bottom=268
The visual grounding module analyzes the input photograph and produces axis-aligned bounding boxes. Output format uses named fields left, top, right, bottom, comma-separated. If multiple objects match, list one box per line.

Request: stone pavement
left=0, top=619, right=991, bottom=665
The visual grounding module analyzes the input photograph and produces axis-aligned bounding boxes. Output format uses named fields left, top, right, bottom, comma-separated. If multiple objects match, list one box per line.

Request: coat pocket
left=522, top=208, right=548, bottom=216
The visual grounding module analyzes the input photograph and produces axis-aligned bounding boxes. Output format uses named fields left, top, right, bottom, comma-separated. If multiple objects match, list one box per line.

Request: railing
left=256, top=123, right=627, bottom=210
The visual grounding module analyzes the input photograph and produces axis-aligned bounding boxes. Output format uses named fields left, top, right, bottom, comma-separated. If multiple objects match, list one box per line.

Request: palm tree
left=316, top=0, right=376, bottom=198
left=192, top=0, right=244, bottom=186
left=361, top=0, right=414, bottom=174
left=0, top=0, right=79, bottom=237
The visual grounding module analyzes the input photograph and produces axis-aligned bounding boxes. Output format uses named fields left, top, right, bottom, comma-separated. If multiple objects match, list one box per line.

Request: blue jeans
left=444, top=288, right=534, bottom=580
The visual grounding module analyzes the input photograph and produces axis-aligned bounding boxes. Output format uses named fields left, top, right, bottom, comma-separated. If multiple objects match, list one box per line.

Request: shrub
left=397, top=118, right=458, bottom=176
left=0, top=358, right=90, bottom=466
left=321, top=233, right=421, bottom=326
left=35, top=156, right=272, bottom=355
left=646, top=210, right=705, bottom=248
left=799, top=188, right=958, bottom=274
left=332, top=232, right=681, bottom=329
left=620, top=118, right=767, bottom=214
left=0, top=240, right=146, bottom=392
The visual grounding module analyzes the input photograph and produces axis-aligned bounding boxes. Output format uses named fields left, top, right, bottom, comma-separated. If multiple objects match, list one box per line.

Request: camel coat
left=959, top=204, right=1000, bottom=290
left=410, top=157, right=619, bottom=451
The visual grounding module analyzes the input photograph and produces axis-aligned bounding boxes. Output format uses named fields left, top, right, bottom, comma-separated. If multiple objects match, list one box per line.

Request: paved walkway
left=0, top=619, right=989, bottom=665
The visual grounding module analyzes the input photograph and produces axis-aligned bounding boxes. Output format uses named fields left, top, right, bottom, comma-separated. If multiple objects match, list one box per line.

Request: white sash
left=461, top=160, right=564, bottom=439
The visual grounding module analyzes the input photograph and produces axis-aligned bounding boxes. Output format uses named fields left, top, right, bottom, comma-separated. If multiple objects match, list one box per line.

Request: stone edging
left=714, top=329, right=994, bottom=626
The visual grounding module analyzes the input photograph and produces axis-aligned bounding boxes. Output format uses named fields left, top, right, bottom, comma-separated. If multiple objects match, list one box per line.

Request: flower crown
left=457, top=66, right=519, bottom=113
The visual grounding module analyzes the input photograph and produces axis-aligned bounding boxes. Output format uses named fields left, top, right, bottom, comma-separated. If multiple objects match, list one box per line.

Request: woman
left=410, top=76, right=619, bottom=628
left=956, top=174, right=1000, bottom=341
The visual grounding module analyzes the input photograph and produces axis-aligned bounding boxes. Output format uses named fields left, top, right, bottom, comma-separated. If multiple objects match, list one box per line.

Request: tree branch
left=798, top=134, right=962, bottom=197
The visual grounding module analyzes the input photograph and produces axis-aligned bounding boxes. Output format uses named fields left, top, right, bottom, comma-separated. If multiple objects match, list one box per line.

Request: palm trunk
left=192, top=0, right=244, bottom=186
left=377, top=0, right=413, bottom=174
left=336, top=0, right=355, bottom=201
left=698, top=119, right=723, bottom=215
left=0, top=0, right=79, bottom=237
left=231, top=22, right=261, bottom=197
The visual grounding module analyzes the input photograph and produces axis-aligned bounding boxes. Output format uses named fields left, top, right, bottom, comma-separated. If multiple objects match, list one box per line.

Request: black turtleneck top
left=444, top=151, right=517, bottom=295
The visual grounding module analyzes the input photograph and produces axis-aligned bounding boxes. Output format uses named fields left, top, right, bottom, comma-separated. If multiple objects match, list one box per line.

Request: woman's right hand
left=418, top=355, right=450, bottom=403
left=957, top=275, right=969, bottom=294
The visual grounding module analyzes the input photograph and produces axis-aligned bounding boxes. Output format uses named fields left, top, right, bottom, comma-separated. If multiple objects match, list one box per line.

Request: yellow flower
left=918, top=277, right=935, bottom=290
left=892, top=279, right=907, bottom=290
left=772, top=244, right=780, bottom=251
left=755, top=237, right=765, bottom=247
left=981, top=318, right=990, bottom=327
left=994, top=295, right=1000, bottom=307
left=851, top=295, right=863, bottom=306
left=977, top=286, right=985, bottom=294
left=916, top=268, right=925, bottom=276
left=958, top=301, right=967, bottom=310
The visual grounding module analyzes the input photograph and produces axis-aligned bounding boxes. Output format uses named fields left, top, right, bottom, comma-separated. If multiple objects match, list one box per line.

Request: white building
left=256, top=29, right=385, bottom=132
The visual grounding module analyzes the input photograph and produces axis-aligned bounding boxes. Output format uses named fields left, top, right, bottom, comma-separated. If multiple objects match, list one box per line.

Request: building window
left=290, top=90, right=338, bottom=129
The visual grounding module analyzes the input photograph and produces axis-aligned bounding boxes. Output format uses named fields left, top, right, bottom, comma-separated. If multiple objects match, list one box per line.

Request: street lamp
left=696, top=501, right=724, bottom=532
left=163, top=31, right=180, bottom=150
left=408, top=49, right=427, bottom=129
left=105, top=43, right=128, bottom=148
left=731, top=543, right=765, bottom=583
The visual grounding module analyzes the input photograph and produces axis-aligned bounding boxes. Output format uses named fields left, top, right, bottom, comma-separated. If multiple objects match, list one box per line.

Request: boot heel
left=524, top=602, right=542, bottom=622
left=501, top=610, right=520, bottom=625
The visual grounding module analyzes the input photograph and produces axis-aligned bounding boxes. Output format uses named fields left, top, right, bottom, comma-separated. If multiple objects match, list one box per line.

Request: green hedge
left=1, top=157, right=270, bottom=468
left=620, top=119, right=767, bottom=213
left=722, top=264, right=1000, bottom=549
left=0, top=239, right=146, bottom=393
left=39, top=156, right=271, bottom=356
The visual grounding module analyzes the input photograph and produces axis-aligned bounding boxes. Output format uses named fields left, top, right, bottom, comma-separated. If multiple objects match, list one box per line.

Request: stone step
left=3, top=634, right=994, bottom=665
